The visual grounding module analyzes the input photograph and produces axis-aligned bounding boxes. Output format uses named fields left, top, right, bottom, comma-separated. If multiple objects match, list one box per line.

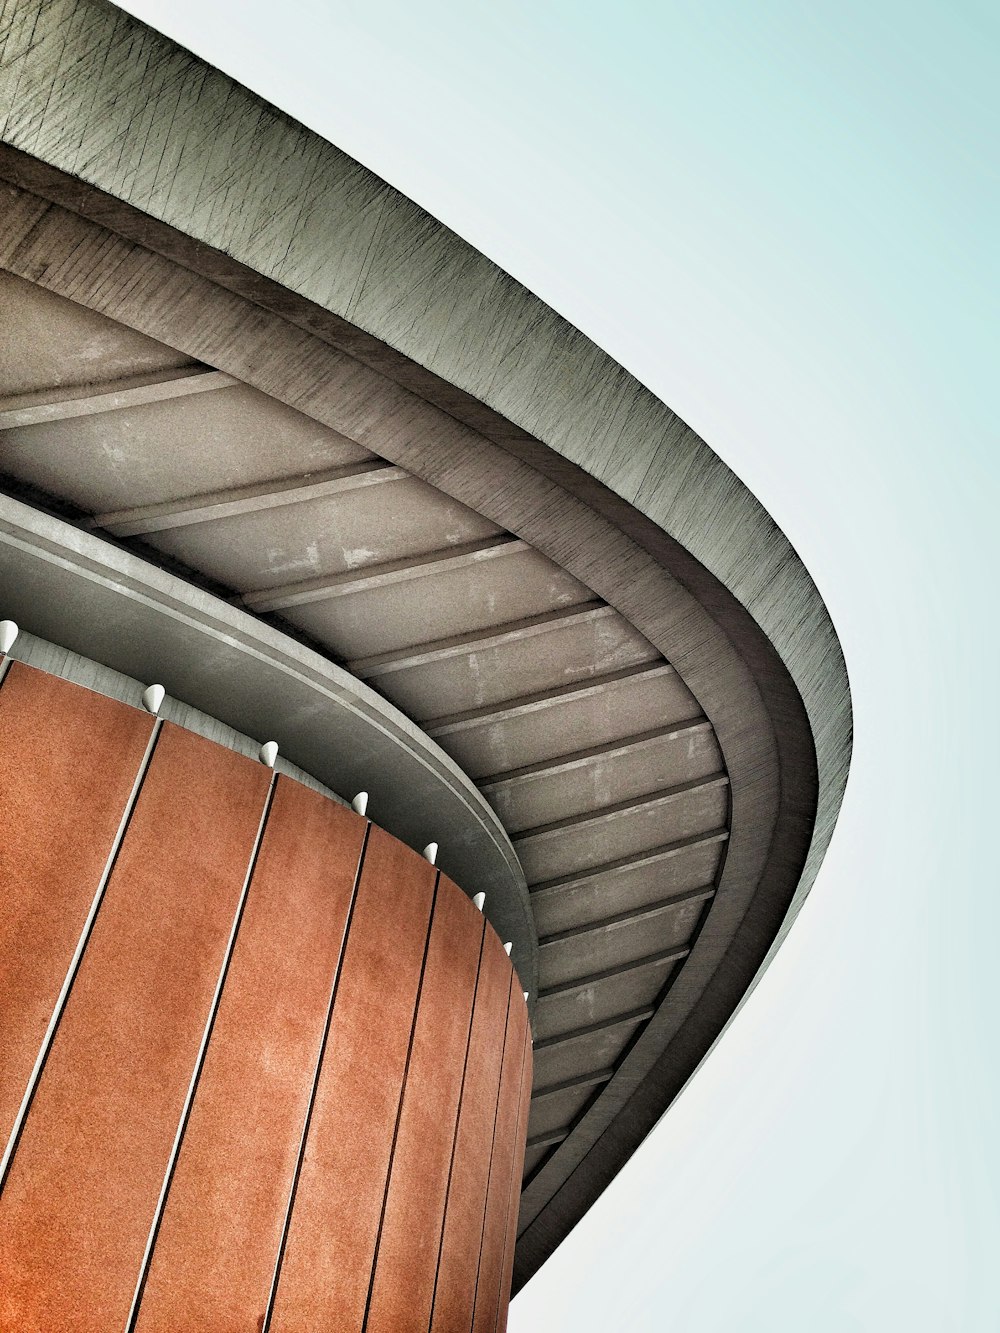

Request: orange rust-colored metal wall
left=0, top=662, right=155, bottom=1147
left=0, top=660, right=531, bottom=1332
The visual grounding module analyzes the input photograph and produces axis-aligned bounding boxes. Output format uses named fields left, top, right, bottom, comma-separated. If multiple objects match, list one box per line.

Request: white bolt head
left=472, top=892, right=486, bottom=912
left=504, top=941, right=513, bottom=956
left=523, top=991, right=530, bottom=1003
left=0, top=620, right=19, bottom=654
left=351, top=791, right=369, bottom=817
left=141, top=683, right=165, bottom=715
left=259, top=740, right=279, bottom=768
left=422, top=842, right=438, bottom=866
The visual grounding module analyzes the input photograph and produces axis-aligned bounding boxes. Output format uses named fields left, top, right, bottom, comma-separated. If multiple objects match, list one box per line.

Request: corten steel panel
left=497, top=1037, right=534, bottom=1333
left=473, top=984, right=530, bottom=1333
left=0, top=723, right=271, bottom=1333
left=0, top=661, right=153, bottom=1145
left=365, top=877, right=486, bottom=1333
left=132, top=778, right=366, bottom=1332
left=430, top=937, right=516, bottom=1333
left=268, top=825, right=438, bottom=1330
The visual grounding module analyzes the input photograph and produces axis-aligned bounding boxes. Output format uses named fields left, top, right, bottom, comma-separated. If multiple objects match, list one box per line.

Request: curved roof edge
left=0, top=0, right=852, bottom=1283
left=0, top=0, right=850, bottom=909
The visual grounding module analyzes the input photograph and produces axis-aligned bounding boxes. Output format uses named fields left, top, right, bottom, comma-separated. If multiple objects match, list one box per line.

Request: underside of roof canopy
left=0, top=0, right=851, bottom=1291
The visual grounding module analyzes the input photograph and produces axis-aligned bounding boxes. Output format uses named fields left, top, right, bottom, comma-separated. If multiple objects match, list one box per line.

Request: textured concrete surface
left=0, top=0, right=852, bottom=1289
left=0, top=1, right=849, bottom=891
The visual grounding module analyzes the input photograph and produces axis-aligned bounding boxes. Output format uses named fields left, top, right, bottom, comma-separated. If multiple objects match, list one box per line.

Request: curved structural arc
left=0, top=0, right=851, bottom=1294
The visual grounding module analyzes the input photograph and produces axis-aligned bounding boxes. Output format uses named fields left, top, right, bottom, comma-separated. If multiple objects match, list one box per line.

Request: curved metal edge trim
left=0, top=491, right=537, bottom=997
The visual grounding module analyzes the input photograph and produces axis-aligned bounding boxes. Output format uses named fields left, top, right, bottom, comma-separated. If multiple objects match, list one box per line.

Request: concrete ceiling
left=0, top=267, right=730, bottom=1188
left=0, top=2, right=850, bottom=1278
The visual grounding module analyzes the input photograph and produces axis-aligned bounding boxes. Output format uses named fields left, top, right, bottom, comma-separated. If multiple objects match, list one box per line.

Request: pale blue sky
left=121, top=3, right=999, bottom=1326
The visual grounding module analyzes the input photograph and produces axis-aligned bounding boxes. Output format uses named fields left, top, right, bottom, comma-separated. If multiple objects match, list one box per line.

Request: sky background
left=120, top=3, right=998, bottom=1327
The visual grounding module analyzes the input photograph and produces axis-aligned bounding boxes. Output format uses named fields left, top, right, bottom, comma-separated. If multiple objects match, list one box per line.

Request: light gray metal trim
left=526, top=1128, right=569, bottom=1152
left=0, top=492, right=536, bottom=993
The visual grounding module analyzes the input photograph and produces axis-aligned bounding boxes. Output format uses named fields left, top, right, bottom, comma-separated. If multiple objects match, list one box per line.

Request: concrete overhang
left=0, top=0, right=851, bottom=1288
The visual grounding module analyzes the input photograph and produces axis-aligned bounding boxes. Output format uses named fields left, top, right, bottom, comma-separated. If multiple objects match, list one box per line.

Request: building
left=0, top=1, right=852, bottom=1327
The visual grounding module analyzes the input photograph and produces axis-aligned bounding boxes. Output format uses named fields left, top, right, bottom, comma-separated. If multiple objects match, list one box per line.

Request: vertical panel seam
left=124, top=767, right=279, bottom=1332
left=0, top=714, right=162, bottom=1195
left=361, top=868, right=442, bottom=1331
left=261, top=818, right=372, bottom=1332
left=469, top=976, right=515, bottom=1332
left=426, top=915, right=487, bottom=1333
left=493, top=1032, right=532, bottom=1333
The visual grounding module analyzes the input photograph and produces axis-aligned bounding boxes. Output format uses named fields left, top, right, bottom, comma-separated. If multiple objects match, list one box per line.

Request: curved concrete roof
left=0, top=0, right=851, bottom=1290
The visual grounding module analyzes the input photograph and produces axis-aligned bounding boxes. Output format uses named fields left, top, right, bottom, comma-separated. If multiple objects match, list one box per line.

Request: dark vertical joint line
left=0, top=654, right=15, bottom=689
left=492, top=1038, right=531, bottom=1333
left=469, top=980, right=515, bottom=1332
left=361, top=869, right=442, bottom=1331
left=260, top=819, right=372, bottom=1333
left=125, top=769, right=279, bottom=1332
left=426, top=917, right=488, bottom=1333
left=0, top=715, right=164, bottom=1197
